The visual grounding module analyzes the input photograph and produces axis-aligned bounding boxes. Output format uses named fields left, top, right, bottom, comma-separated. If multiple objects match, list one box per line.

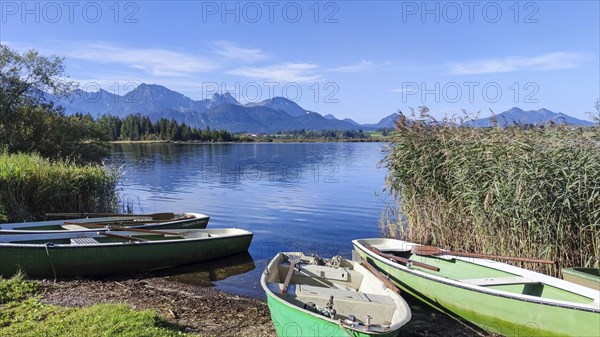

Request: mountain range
left=52, top=83, right=594, bottom=133
left=466, top=107, right=594, bottom=127
left=55, top=84, right=394, bottom=133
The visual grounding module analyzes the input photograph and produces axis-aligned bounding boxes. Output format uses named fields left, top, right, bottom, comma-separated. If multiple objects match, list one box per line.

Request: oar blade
left=411, top=245, right=442, bottom=256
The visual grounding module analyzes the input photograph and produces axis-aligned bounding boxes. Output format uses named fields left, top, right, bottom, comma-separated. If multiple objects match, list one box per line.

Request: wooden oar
left=47, top=212, right=175, bottom=220
left=282, top=259, right=300, bottom=294
left=360, top=257, right=401, bottom=294
left=106, top=227, right=183, bottom=236
left=99, top=232, right=146, bottom=242
left=365, top=245, right=440, bottom=272
left=411, top=245, right=555, bottom=265
left=75, top=224, right=183, bottom=237
left=63, top=219, right=177, bottom=227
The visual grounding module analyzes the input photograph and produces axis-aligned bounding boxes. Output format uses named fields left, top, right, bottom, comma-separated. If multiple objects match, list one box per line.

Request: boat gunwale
left=260, top=252, right=411, bottom=335
left=562, top=267, right=600, bottom=282
left=353, top=239, right=600, bottom=313
left=0, top=228, right=253, bottom=248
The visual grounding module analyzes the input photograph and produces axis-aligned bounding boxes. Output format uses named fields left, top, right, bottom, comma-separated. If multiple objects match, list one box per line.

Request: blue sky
left=2, top=0, right=599, bottom=123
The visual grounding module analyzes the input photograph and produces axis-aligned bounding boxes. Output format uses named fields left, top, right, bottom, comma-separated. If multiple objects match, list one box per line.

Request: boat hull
left=0, top=229, right=251, bottom=278
left=354, top=240, right=600, bottom=337
left=265, top=290, right=400, bottom=337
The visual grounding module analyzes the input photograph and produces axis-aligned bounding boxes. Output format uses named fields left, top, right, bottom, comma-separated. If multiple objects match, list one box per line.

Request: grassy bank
left=0, top=152, right=119, bottom=222
left=382, top=110, right=600, bottom=274
left=0, top=274, right=194, bottom=336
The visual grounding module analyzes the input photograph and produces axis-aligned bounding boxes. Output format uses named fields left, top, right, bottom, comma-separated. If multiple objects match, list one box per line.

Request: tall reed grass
left=0, top=152, right=119, bottom=222
left=382, top=108, right=600, bottom=274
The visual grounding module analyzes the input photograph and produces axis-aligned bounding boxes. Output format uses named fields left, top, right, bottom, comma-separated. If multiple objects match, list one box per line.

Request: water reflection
left=148, top=252, right=256, bottom=287
left=107, top=143, right=389, bottom=298
left=109, top=143, right=362, bottom=190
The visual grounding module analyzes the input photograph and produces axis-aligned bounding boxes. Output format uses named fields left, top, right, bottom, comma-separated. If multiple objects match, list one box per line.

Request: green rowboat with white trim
left=0, top=213, right=210, bottom=234
left=353, top=238, right=600, bottom=337
left=0, top=228, right=252, bottom=278
left=261, top=252, right=411, bottom=337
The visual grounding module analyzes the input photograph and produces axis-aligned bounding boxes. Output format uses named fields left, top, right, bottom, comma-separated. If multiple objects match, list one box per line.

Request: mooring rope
left=337, top=320, right=354, bottom=337
left=44, top=242, right=57, bottom=282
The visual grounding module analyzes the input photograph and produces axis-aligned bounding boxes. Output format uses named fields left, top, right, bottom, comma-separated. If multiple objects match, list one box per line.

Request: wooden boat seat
left=296, top=284, right=395, bottom=305
left=269, top=282, right=397, bottom=325
left=293, top=263, right=349, bottom=281
left=70, top=237, right=100, bottom=245
left=278, top=262, right=364, bottom=289
left=461, top=276, right=540, bottom=286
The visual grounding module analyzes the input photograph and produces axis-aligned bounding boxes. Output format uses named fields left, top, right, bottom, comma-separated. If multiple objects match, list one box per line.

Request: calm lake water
left=107, top=142, right=391, bottom=298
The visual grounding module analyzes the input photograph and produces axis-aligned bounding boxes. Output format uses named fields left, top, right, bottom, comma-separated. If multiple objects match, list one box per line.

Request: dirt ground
left=40, top=276, right=492, bottom=337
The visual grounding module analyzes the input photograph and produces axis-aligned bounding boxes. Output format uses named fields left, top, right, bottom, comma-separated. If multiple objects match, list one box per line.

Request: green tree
left=0, top=45, right=108, bottom=161
left=97, top=114, right=122, bottom=140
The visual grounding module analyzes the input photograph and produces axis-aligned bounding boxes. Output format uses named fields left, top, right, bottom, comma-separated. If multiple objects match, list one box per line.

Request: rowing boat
left=353, top=238, right=600, bottom=337
left=0, top=228, right=252, bottom=278
left=562, top=268, right=600, bottom=291
left=261, top=252, right=411, bottom=337
left=0, top=213, right=210, bottom=234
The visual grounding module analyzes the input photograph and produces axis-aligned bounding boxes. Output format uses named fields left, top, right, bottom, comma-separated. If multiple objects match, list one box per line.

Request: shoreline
left=39, top=276, right=493, bottom=337
left=110, top=139, right=388, bottom=144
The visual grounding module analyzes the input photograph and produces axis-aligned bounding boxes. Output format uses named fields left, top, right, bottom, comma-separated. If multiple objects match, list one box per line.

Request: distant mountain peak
left=343, top=118, right=361, bottom=126
left=324, top=114, right=337, bottom=120
left=245, top=96, right=307, bottom=117
left=137, top=83, right=168, bottom=91
left=208, top=92, right=240, bottom=108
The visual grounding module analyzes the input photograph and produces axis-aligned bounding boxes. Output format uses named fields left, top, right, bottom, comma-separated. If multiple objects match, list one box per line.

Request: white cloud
left=65, top=43, right=218, bottom=77
left=228, top=63, right=322, bottom=82
left=389, top=88, right=405, bottom=93
left=330, top=60, right=374, bottom=73
left=213, top=40, right=267, bottom=63
left=448, top=52, right=589, bottom=75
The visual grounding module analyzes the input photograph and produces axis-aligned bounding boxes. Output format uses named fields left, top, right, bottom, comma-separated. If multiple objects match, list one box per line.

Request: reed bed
left=0, top=152, right=119, bottom=222
left=382, top=109, right=600, bottom=274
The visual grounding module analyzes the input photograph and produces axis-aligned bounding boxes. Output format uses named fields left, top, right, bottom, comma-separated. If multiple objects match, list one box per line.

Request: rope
left=44, top=242, right=57, bottom=282
left=329, top=255, right=343, bottom=267
left=337, top=320, right=355, bottom=337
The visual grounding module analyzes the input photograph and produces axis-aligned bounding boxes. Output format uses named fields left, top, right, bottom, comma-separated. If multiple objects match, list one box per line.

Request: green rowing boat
left=562, top=268, right=600, bottom=291
left=0, top=212, right=210, bottom=234
left=261, top=252, right=411, bottom=337
left=0, top=228, right=252, bottom=278
left=353, top=238, right=600, bottom=337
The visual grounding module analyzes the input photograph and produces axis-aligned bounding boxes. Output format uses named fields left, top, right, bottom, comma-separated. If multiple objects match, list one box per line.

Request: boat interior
left=356, top=239, right=598, bottom=306
left=0, top=229, right=230, bottom=245
left=264, top=252, right=409, bottom=331
left=0, top=214, right=201, bottom=231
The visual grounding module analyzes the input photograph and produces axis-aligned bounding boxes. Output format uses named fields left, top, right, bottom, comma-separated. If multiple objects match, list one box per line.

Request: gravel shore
left=40, top=276, right=492, bottom=337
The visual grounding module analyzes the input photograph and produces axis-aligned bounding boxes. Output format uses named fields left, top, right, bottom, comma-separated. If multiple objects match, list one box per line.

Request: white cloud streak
left=65, top=43, right=218, bottom=77
left=228, top=63, right=322, bottom=82
left=330, top=60, right=374, bottom=73
left=448, top=52, right=589, bottom=75
left=213, top=40, right=267, bottom=63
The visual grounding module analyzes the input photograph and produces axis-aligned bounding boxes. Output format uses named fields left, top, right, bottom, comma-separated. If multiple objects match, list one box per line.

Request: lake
left=107, top=142, right=391, bottom=298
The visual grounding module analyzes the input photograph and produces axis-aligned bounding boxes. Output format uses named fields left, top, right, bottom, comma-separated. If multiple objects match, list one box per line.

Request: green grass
left=0, top=274, right=197, bottom=337
left=0, top=152, right=119, bottom=222
left=382, top=108, right=600, bottom=275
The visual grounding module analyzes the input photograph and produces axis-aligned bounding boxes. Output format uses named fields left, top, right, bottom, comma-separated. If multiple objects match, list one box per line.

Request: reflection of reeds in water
left=150, top=252, right=256, bottom=287
left=381, top=107, right=600, bottom=275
